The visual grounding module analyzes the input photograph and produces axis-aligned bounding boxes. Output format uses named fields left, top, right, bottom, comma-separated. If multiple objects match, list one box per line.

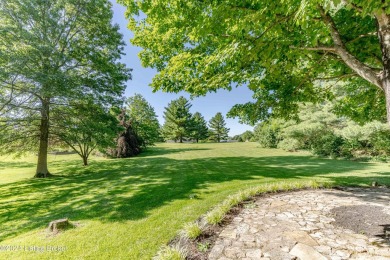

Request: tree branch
left=315, top=73, right=357, bottom=81
left=318, top=5, right=383, bottom=90
left=345, top=32, right=376, bottom=45
left=341, top=0, right=363, bottom=12
left=290, top=46, right=337, bottom=53
left=0, top=78, right=16, bottom=112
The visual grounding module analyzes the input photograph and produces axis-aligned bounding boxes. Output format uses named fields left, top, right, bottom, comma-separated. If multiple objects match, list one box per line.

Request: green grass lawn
left=0, top=142, right=389, bottom=259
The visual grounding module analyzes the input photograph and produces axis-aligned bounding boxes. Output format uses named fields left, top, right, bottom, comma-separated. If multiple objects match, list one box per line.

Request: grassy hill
left=0, top=142, right=389, bottom=259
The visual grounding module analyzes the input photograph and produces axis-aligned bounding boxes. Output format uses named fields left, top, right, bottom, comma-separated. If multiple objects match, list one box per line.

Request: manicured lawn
left=0, top=142, right=389, bottom=259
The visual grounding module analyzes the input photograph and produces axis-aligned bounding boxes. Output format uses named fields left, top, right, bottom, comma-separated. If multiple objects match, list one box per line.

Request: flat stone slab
left=290, top=243, right=327, bottom=260
left=283, top=230, right=319, bottom=246
left=209, top=187, right=390, bottom=259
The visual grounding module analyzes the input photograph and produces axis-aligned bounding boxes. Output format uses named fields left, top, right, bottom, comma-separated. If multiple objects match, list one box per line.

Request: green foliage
left=126, top=94, right=160, bottom=147
left=119, top=0, right=389, bottom=124
left=332, top=80, right=386, bottom=123
left=154, top=245, right=186, bottom=260
left=277, top=138, right=300, bottom=152
left=54, top=100, right=120, bottom=165
left=265, top=102, right=390, bottom=159
left=182, top=222, right=202, bottom=239
left=254, top=120, right=282, bottom=148
left=191, top=112, right=209, bottom=143
left=208, top=112, right=229, bottom=142
left=197, top=242, right=210, bottom=252
left=241, top=130, right=254, bottom=142
left=232, top=135, right=244, bottom=142
left=310, top=131, right=345, bottom=158
left=0, top=0, right=130, bottom=174
left=336, top=121, right=386, bottom=157
left=370, top=130, right=390, bottom=157
left=162, top=97, right=193, bottom=143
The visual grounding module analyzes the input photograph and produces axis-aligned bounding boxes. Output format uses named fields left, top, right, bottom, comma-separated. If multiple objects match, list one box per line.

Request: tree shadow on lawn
left=0, top=154, right=388, bottom=241
left=0, top=161, right=36, bottom=170
left=137, top=146, right=211, bottom=157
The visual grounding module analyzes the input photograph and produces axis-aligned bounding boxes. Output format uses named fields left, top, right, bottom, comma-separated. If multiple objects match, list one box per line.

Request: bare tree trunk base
left=34, top=172, right=53, bottom=178
left=48, top=218, right=71, bottom=233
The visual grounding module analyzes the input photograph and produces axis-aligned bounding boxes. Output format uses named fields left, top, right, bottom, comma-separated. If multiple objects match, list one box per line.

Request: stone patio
left=208, top=187, right=390, bottom=260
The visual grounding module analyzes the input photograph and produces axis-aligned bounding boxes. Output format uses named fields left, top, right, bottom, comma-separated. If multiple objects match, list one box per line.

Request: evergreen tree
left=162, top=97, right=193, bottom=143
left=209, top=113, right=229, bottom=143
left=191, top=112, right=209, bottom=143
left=126, top=94, right=160, bottom=147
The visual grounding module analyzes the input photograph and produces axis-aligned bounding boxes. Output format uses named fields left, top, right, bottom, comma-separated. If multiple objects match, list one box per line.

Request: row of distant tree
left=231, top=131, right=255, bottom=142
left=124, top=95, right=231, bottom=145
left=161, top=96, right=230, bottom=143
left=77, top=94, right=230, bottom=165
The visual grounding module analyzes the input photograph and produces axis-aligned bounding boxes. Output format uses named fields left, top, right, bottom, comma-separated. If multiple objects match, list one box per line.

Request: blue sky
left=110, top=1, right=255, bottom=136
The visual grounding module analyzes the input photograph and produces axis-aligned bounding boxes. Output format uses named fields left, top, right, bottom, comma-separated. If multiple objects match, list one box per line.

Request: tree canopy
left=120, top=0, right=390, bottom=125
left=0, top=0, right=131, bottom=177
left=54, top=100, right=120, bottom=166
left=126, top=94, right=160, bottom=147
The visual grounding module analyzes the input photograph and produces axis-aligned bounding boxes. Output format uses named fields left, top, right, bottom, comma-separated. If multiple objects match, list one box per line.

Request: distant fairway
left=1, top=142, right=389, bottom=259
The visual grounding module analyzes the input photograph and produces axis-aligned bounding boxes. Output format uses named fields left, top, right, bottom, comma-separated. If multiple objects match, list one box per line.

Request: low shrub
left=310, top=131, right=344, bottom=158
left=370, top=129, right=390, bottom=156
left=277, top=138, right=300, bottom=152
left=254, top=120, right=282, bottom=148
left=182, top=222, right=202, bottom=239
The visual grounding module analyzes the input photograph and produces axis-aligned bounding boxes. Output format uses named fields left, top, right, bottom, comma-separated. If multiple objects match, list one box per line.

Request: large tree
left=120, top=0, right=390, bottom=125
left=126, top=94, right=160, bottom=147
left=0, top=0, right=131, bottom=177
left=191, top=112, right=209, bottom=143
left=162, top=96, right=193, bottom=143
left=53, top=100, right=120, bottom=166
left=209, top=112, right=230, bottom=143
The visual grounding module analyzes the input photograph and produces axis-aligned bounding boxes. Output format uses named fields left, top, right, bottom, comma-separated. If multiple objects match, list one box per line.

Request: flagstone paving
left=208, top=187, right=390, bottom=260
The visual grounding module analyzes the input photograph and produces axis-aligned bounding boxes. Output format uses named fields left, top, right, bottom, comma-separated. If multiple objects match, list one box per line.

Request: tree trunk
left=35, top=99, right=51, bottom=178
left=377, top=12, right=390, bottom=125
left=82, top=155, right=88, bottom=166
left=179, top=136, right=183, bottom=143
left=385, top=80, right=390, bottom=125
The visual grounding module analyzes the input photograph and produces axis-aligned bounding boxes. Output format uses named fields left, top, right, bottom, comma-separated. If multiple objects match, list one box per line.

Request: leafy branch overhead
left=119, top=0, right=390, bottom=125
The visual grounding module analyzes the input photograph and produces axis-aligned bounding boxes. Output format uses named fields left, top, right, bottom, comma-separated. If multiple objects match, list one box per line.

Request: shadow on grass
left=137, top=146, right=211, bottom=157
left=1, top=149, right=389, bottom=242
left=0, top=161, right=35, bottom=170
